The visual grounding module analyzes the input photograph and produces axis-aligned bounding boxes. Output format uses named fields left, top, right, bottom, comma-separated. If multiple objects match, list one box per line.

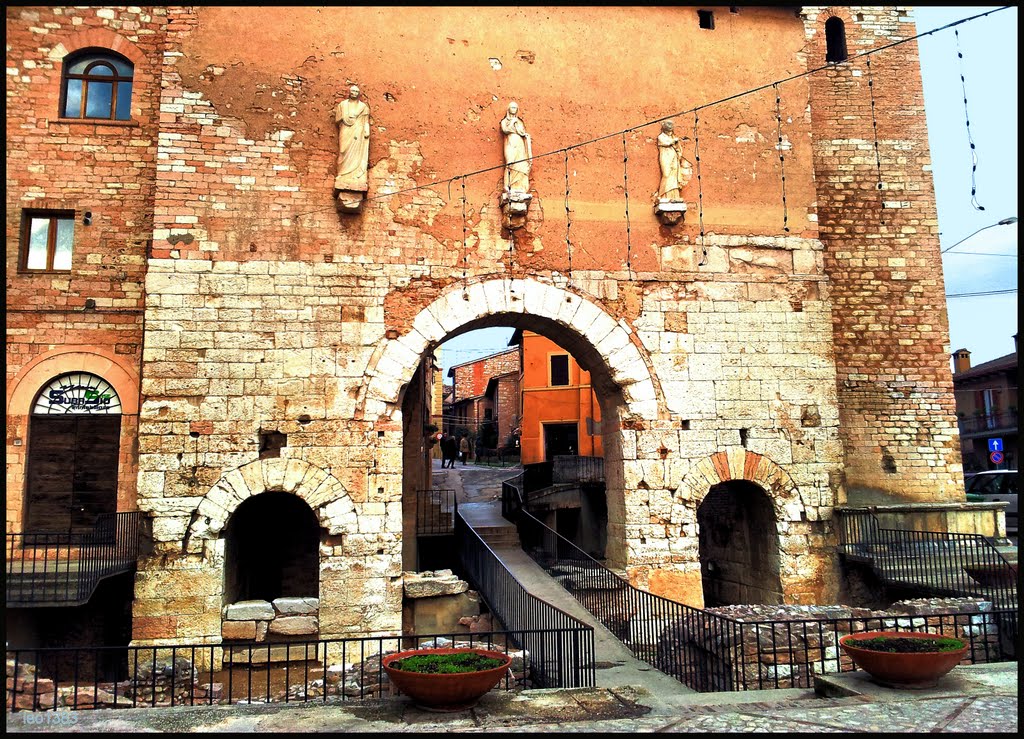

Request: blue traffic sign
left=988, top=438, right=1003, bottom=452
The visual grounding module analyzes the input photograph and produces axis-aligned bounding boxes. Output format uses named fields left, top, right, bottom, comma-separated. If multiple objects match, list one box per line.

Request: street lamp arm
left=941, top=216, right=1018, bottom=254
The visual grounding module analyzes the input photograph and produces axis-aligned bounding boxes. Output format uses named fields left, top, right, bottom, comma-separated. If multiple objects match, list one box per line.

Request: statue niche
left=654, top=119, right=691, bottom=226
left=334, top=84, right=370, bottom=213
left=499, top=101, right=533, bottom=230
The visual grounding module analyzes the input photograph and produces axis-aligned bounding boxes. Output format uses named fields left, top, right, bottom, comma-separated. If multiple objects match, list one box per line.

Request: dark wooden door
left=26, top=415, right=121, bottom=533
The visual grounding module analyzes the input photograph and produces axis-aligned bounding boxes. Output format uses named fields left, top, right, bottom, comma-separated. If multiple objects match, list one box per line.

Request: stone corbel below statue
left=654, top=119, right=691, bottom=226
left=500, top=190, right=532, bottom=230
left=334, top=84, right=370, bottom=214
left=654, top=199, right=688, bottom=226
left=500, top=101, right=533, bottom=230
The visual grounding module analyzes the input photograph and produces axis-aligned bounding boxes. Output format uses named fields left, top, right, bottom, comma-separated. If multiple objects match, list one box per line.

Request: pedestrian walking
left=441, top=433, right=458, bottom=468
left=460, top=435, right=470, bottom=465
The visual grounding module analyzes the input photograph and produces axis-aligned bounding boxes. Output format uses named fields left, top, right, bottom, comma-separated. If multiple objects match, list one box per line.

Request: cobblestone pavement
left=7, top=665, right=1017, bottom=733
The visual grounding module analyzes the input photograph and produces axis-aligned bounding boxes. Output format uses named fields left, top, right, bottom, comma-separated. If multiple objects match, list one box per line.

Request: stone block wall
left=5, top=6, right=966, bottom=649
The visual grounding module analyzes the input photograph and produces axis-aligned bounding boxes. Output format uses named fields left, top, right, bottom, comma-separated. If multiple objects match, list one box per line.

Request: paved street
left=7, top=663, right=1017, bottom=733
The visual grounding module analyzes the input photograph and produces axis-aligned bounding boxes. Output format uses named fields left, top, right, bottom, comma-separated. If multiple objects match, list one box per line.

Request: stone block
left=223, top=600, right=275, bottom=621
left=221, top=620, right=257, bottom=641
left=268, top=615, right=319, bottom=636
left=404, top=569, right=470, bottom=598
left=272, top=597, right=320, bottom=616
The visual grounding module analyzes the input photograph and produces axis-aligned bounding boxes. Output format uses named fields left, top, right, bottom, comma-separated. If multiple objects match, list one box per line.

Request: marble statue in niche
left=500, top=101, right=533, bottom=230
left=334, top=84, right=370, bottom=212
left=654, top=119, right=690, bottom=226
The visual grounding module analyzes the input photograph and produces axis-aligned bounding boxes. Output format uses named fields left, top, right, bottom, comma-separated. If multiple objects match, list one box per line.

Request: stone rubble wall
left=655, top=598, right=1004, bottom=691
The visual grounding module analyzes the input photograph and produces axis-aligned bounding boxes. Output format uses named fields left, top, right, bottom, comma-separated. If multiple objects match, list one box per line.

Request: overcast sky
left=441, top=6, right=1019, bottom=375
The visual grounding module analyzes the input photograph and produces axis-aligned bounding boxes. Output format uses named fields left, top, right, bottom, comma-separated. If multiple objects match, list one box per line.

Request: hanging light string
left=461, top=176, right=469, bottom=290
left=564, top=150, right=573, bottom=285
left=693, top=112, right=707, bottom=266
left=865, top=57, right=885, bottom=199
left=622, top=133, right=633, bottom=280
left=955, top=28, right=986, bottom=211
left=233, top=7, right=1008, bottom=225
left=773, top=83, right=790, bottom=234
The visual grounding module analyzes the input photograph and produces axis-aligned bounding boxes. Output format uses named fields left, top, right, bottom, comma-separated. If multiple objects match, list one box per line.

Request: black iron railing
left=6, top=627, right=581, bottom=712
left=836, top=510, right=1018, bottom=608
left=552, top=455, right=604, bottom=484
left=473, top=449, right=522, bottom=468
left=958, top=410, right=1018, bottom=435
left=6, top=512, right=144, bottom=607
left=502, top=482, right=1016, bottom=692
left=455, top=512, right=595, bottom=689
left=416, top=489, right=457, bottom=536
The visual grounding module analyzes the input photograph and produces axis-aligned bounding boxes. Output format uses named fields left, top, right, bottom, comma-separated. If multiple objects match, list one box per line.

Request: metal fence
left=6, top=626, right=583, bottom=713
left=6, top=512, right=144, bottom=607
left=455, top=512, right=595, bottom=690
left=502, top=480, right=1017, bottom=692
left=415, top=489, right=457, bottom=536
left=836, top=509, right=1018, bottom=609
left=552, top=455, right=604, bottom=484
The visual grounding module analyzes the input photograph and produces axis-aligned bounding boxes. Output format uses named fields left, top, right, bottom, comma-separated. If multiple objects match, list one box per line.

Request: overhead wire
left=229, top=7, right=1010, bottom=227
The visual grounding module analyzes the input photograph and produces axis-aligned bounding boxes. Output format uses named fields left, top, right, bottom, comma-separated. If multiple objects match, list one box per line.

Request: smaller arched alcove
left=825, top=16, right=849, bottom=63
left=698, top=480, right=783, bottom=606
left=223, top=492, right=320, bottom=604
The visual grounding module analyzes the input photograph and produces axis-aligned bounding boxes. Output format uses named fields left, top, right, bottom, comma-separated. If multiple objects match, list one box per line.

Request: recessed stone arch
left=357, top=277, right=663, bottom=420
left=185, top=457, right=355, bottom=554
left=673, top=447, right=804, bottom=525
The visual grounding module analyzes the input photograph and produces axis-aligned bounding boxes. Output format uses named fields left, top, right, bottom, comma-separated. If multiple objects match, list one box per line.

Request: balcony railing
left=6, top=512, right=144, bottom=607
left=957, top=410, right=1018, bottom=435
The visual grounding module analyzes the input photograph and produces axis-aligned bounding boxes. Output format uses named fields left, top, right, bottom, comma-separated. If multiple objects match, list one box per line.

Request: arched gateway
left=358, top=278, right=663, bottom=421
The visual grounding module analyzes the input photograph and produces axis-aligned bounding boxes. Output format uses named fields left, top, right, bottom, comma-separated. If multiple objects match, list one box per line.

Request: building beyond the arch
left=6, top=6, right=984, bottom=651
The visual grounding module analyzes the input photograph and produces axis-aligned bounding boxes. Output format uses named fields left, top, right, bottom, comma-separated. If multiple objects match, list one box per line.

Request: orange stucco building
left=513, top=330, right=602, bottom=465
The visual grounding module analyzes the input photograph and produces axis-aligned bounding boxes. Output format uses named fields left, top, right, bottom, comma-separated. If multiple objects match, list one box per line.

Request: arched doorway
left=25, top=372, right=122, bottom=533
left=360, top=278, right=661, bottom=578
left=697, top=480, right=783, bottom=606
left=224, top=491, right=320, bottom=604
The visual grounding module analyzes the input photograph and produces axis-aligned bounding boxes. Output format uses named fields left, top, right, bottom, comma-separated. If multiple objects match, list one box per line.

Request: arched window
left=61, top=49, right=134, bottom=120
left=825, top=17, right=849, bottom=63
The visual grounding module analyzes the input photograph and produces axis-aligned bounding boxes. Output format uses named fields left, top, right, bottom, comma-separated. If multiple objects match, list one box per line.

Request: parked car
left=965, top=470, right=1018, bottom=537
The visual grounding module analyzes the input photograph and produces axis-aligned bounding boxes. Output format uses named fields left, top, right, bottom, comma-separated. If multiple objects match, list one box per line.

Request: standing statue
left=334, top=84, right=370, bottom=211
left=654, top=119, right=689, bottom=225
left=501, top=101, right=532, bottom=194
left=657, top=120, right=684, bottom=201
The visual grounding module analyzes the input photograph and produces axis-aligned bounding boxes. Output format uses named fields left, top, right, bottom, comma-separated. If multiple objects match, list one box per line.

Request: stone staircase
left=459, top=502, right=520, bottom=549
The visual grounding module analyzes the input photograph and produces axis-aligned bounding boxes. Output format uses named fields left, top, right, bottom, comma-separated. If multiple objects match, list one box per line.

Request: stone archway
left=667, top=447, right=837, bottom=605
left=357, top=277, right=664, bottom=573
left=184, top=457, right=354, bottom=554
left=357, top=277, right=663, bottom=421
left=675, top=447, right=803, bottom=523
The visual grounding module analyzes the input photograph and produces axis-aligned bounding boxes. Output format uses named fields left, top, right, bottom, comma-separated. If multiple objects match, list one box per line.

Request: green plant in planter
left=389, top=652, right=506, bottom=674
left=844, top=635, right=965, bottom=653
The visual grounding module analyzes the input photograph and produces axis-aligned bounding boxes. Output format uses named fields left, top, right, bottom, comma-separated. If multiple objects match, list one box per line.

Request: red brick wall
left=5, top=7, right=168, bottom=528
left=804, top=7, right=962, bottom=501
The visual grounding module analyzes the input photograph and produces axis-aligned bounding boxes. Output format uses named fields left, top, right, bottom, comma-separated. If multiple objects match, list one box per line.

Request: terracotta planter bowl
left=382, top=647, right=513, bottom=711
left=839, top=631, right=969, bottom=689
